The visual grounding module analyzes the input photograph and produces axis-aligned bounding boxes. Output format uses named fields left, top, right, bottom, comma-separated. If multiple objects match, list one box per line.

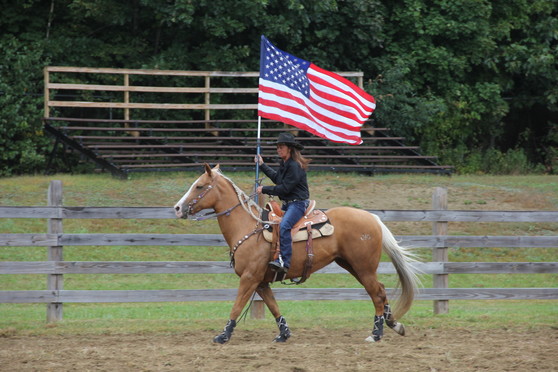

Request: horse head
left=174, top=163, right=221, bottom=219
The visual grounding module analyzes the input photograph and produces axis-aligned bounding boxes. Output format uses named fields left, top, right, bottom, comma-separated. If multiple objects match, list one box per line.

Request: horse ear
left=204, top=163, right=212, bottom=176
left=213, top=164, right=220, bottom=171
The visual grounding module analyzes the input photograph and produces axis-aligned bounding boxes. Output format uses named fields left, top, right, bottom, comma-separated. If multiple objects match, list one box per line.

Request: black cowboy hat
left=276, top=132, right=304, bottom=150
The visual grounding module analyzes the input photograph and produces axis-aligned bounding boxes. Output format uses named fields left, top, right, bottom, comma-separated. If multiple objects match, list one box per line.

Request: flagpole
left=254, top=115, right=262, bottom=204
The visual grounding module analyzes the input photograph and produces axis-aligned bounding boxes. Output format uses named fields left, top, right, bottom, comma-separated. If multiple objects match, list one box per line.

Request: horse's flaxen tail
left=371, top=214, right=422, bottom=320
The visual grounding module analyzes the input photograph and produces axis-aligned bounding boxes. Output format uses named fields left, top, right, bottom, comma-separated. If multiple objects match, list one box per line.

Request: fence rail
left=3, top=288, right=557, bottom=304
left=2, top=233, right=557, bottom=248
left=1, top=181, right=557, bottom=322
left=1, top=261, right=556, bottom=275
left=3, top=206, right=557, bottom=222
left=43, top=66, right=363, bottom=120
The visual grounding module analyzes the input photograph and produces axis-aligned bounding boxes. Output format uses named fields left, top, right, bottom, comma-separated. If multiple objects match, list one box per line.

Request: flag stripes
left=258, top=36, right=375, bottom=145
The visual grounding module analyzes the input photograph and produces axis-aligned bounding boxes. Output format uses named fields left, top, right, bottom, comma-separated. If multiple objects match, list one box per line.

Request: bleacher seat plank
left=45, top=117, right=452, bottom=175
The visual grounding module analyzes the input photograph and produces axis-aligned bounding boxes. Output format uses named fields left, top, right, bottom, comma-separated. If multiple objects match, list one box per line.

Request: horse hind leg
left=384, top=302, right=405, bottom=336
left=354, top=273, right=408, bottom=342
left=364, top=302, right=406, bottom=342
left=363, top=298, right=411, bottom=341
left=335, top=259, right=388, bottom=343
left=364, top=283, right=387, bottom=343
left=374, top=283, right=405, bottom=336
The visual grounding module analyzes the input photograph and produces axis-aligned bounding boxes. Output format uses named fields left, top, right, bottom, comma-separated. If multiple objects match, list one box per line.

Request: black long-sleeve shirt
left=260, top=158, right=309, bottom=201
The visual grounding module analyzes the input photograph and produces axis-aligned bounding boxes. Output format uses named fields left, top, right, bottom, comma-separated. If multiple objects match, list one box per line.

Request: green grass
left=0, top=172, right=557, bottom=335
left=1, top=300, right=556, bottom=336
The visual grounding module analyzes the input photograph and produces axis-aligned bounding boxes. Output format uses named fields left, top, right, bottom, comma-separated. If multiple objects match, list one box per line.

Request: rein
left=186, top=171, right=312, bottom=285
left=190, top=191, right=261, bottom=221
left=186, top=172, right=277, bottom=267
left=186, top=176, right=249, bottom=221
left=189, top=173, right=276, bottom=225
left=192, top=199, right=243, bottom=221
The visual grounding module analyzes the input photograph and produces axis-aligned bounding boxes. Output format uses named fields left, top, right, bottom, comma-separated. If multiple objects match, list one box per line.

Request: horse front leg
left=213, top=273, right=261, bottom=344
left=256, top=283, right=291, bottom=343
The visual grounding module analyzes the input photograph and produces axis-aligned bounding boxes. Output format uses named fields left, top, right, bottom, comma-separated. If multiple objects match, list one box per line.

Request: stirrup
left=269, top=260, right=288, bottom=273
left=272, top=270, right=288, bottom=283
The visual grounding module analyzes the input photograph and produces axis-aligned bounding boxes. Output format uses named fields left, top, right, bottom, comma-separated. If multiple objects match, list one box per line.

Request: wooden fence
left=1, top=181, right=557, bottom=322
left=43, top=66, right=364, bottom=121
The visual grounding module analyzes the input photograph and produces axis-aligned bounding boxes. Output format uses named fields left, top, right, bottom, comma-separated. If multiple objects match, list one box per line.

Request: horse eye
left=196, top=185, right=204, bottom=189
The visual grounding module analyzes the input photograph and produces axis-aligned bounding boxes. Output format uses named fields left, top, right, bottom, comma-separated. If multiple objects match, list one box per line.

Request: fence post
left=204, top=75, right=211, bottom=126
left=43, top=67, right=50, bottom=118
left=432, top=187, right=449, bottom=314
left=250, top=299, right=265, bottom=320
left=47, top=180, right=64, bottom=322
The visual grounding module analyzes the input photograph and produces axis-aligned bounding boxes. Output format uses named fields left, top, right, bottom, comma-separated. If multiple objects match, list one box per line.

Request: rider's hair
left=289, top=146, right=311, bottom=170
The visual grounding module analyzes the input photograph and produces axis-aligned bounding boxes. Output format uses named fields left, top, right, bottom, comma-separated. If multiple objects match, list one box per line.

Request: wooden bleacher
left=42, top=67, right=453, bottom=177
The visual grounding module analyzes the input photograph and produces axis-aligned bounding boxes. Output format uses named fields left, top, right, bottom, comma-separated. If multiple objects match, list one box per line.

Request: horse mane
left=215, top=169, right=265, bottom=222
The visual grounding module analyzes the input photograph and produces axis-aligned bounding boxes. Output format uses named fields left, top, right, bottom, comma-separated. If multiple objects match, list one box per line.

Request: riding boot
left=213, top=319, right=236, bottom=344
left=273, top=315, right=291, bottom=342
left=269, top=254, right=288, bottom=273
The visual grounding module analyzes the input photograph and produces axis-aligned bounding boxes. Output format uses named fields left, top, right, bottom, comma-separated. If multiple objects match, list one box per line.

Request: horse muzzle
left=174, top=205, right=188, bottom=219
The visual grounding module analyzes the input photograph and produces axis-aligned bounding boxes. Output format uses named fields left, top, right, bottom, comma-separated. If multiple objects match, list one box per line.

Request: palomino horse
left=174, top=164, right=421, bottom=344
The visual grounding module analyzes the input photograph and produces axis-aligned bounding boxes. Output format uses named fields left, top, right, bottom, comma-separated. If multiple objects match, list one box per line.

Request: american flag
left=258, top=35, right=375, bottom=145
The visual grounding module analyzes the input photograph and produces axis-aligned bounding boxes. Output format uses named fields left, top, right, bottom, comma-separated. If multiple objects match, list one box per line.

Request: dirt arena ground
left=1, top=327, right=556, bottom=371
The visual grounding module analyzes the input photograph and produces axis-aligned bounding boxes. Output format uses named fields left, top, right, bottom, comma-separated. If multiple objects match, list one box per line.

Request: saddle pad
left=263, top=222, right=334, bottom=243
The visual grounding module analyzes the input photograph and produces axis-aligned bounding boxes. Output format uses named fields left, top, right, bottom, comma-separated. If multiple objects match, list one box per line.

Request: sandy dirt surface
left=1, top=327, right=556, bottom=371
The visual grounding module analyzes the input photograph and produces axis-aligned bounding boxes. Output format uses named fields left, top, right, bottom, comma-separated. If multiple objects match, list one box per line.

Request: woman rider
left=255, top=132, right=311, bottom=274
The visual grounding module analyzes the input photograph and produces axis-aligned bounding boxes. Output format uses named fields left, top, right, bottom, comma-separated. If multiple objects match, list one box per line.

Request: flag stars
left=261, top=39, right=310, bottom=97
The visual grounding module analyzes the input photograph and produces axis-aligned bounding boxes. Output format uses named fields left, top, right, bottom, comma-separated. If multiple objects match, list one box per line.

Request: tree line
left=1, top=0, right=556, bottom=175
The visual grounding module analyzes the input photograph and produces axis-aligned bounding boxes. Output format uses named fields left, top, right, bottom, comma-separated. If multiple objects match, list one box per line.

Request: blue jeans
left=279, top=200, right=309, bottom=268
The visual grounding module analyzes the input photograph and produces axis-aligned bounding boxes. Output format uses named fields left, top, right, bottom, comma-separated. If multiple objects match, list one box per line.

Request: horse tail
left=371, top=213, right=421, bottom=320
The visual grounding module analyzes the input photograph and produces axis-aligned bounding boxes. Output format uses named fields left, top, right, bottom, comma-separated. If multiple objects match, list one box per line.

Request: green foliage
left=0, top=35, right=48, bottom=176
left=0, top=0, right=557, bottom=175
left=456, top=148, right=537, bottom=175
left=369, top=59, right=446, bottom=142
left=372, top=0, right=557, bottom=172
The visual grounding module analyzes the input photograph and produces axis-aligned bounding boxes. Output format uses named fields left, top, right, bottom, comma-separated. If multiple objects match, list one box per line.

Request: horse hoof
left=213, top=334, right=230, bottom=344
left=365, top=335, right=381, bottom=343
left=273, top=332, right=291, bottom=343
left=273, top=336, right=288, bottom=343
left=392, top=322, right=405, bottom=336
